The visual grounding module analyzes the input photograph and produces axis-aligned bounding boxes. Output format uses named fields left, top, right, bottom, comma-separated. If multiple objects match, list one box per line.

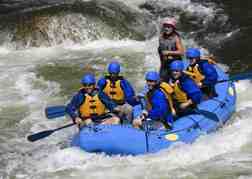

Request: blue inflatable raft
left=71, top=65, right=236, bottom=155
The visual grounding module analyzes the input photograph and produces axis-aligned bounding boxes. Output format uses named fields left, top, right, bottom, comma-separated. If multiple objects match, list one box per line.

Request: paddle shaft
left=27, top=122, right=75, bottom=142
left=53, top=123, right=75, bottom=132
left=144, top=118, right=150, bottom=153
left=28, top=112, right=118, bottom=142
left=216, top=71, right=252, bottom=83
left=217, top=79, right=233, bottom=83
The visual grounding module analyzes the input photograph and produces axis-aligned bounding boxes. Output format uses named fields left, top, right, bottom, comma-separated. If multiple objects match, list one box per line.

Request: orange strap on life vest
left=184, top=64, right=205, bottom=84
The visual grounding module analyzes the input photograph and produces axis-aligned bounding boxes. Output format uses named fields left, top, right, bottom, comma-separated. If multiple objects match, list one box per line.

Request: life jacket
left=146, top=82, right=175, bottom=113
left=79, top=89, right=107, bottom=118
left=103, top=76, right=125, bottom=105
left=184, top=64, right=205, bottom=83
left=170, top=80, right=188, bottom=103
left=185, top=57, right=216, bottom=84
left=158, top=33, right=182, bottom=61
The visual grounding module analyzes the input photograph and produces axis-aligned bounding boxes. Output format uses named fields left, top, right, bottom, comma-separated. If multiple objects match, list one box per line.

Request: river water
left=1, top=0, right=252, bottom=179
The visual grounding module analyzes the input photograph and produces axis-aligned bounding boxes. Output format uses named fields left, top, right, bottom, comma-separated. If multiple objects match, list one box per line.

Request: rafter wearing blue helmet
left=98, top=61, right=139, bottom=122
left=169, top=60, right=203, bottom=117
left=133, top=71, right=174, bottom=129
left=66, top=73, right=121, bottom=127
left=185, top=48, right=218, bottom=97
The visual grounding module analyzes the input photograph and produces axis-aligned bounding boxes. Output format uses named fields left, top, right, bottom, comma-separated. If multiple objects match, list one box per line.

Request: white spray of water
left=154, top=0, right=216, bottom=21
left=63, top=39, right=145, bottom=53
left=0, top=47, right=10, bottom=55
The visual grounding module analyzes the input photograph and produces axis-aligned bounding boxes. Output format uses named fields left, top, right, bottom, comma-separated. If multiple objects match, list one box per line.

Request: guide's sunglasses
left=82, top=83, right=95, bottom=87
left=163, top=24, right=174, bottom=28
left=146, top=80, right=156, bottom=83
left=109, top=72, right=119, bottom=76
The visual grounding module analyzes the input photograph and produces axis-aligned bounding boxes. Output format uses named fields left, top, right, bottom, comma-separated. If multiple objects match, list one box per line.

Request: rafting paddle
left=45, top=105, right=66, bottom=119
left=27, top=123, right=75, bottom=142
left=217, top=71, right=252, bottom=83
left=143, top=118, right=151, bottom=153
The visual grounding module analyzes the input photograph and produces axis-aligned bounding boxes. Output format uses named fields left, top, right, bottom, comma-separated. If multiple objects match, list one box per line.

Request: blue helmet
left=108, top=61, right=120, bottom=74
left=186, top=48, right=201, bottom=59
left=145, top=71, right=160, bottom=81
left=170, top=60, right=184, bottom=71
left=81, top=73, right=96, bottom=85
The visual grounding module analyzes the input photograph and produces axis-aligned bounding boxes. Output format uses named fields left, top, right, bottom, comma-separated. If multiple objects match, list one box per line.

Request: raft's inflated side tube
left=71, top=63, right=236, bottom=155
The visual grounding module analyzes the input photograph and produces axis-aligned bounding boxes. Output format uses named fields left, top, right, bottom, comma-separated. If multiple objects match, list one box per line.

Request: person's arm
left=187, top=92, right=202, bottom=104
left=66, top=92, right=83, bottom=120
left=121, top=79, right=139, bottom=106
left=174, top=36, right=184, bottom=56
left=148, top=90, right=169, bottom=120
left=135, top=85, right=149, bottom=109
left=182, top=78, right=203, bottom=104
left=137, top=85, right=149, bottom=97
left=200, top=62, right=218, bottom=85
left=97, top=77, right=107, bottom=90
left=98, top=91, right=117, bottom=111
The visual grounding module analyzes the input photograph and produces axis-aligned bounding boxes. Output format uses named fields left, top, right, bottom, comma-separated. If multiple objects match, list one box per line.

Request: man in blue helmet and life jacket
left=66, top=73, right=121, bottom=127
left=132, top=71, right=174, bottom=129
left=97, top=61, right=139, bottom=122
left=184, top=48, right=218, bottom=98
left=169, top=60, right=203, bottom=117
left=158, top=18, right=184, bottom=82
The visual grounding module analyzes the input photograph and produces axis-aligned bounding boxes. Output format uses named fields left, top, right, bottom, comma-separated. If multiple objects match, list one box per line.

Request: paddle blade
left=230, top=71, right=252, bottom=81
left=45, top=105, right=66, bottom=119
left=27, top=130, right=54, bottom=142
